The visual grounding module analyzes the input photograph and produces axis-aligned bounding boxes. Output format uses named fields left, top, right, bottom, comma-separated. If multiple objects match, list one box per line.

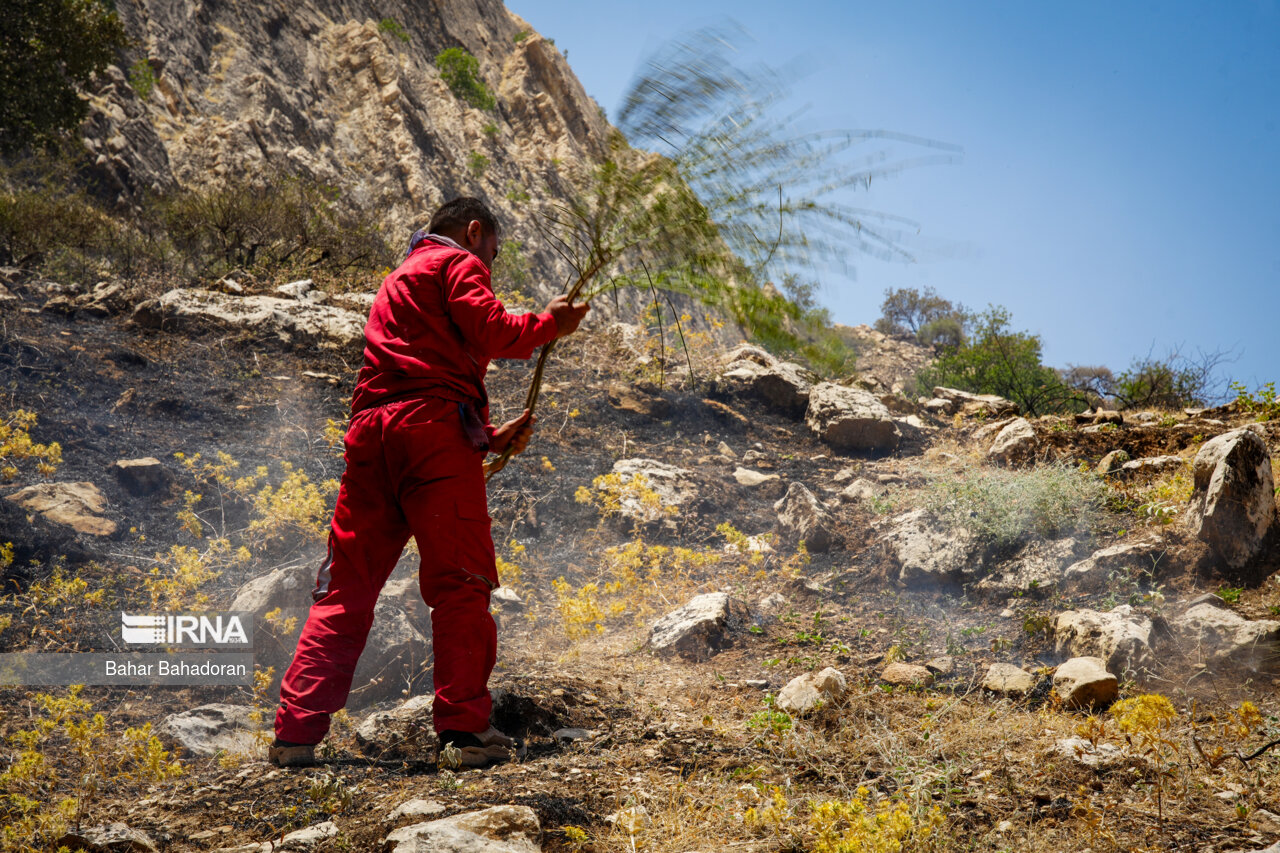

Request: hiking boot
left=268, top=738, right=318, bottom=768
left=437, top=726, right=525, bottom=769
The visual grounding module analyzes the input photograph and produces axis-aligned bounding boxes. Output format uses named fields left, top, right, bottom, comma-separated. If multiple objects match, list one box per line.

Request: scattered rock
left=1097, top=449, right=1131, bottom=475
left=1053, top=736, right=1130, bottom=770
left=970, top=538, right=1082, bottom=599
left=57, top=823, right=157, bottom=852
left=732, top=467, right=783, bottom=496
left=603, top=458, right=697, bottom=527
left=274, top=278, right=314, bottom=300
left=1052, top=606, right=1154, bottom=674
left=608, top=382, right=672, bottom=418
left=838, top=479, right=882, bottom=504
left=110, top=457, right=173, bottom=496
left=1172, top=595, right=1280, bottom=670
left=880, top=662, right=933, bottom=687
left=157, top=704, right=260, bottom=758
left=491, top=586, right=524, bottom=611
left=1075, top=409, right=1124, bottom=426
left=718, top=345, right=816, bottom=415
left=880, top=509, right=977, bottom=587
left=553, top=727, right=598, bottom=745
left=773, top=482, right=839, bottom=552
left=716, top=441, right=736, bottom=458
left=388, top=799, right=447, bottom=821
left=384, top=805, right=541, bottom=853
left=805, top=383, right=901, bottom=452
left=930, top=387, right=1019, bottom=418
left=775, top=667, right=848, bottom=715
left=1117, top=455, right=1186, bottom=479
left=77, top=280, right=133, bottom=316
left=4, top=482, right=116, bottom=536
left=925, top=656, right=955, bottom=676
left=982, top=664, right=1036, bottom=697
left=649, top=593, right=751, bottom=661
left=986, top=417, right=1038, bottom=466
left=355, top=695, right=434, bottom=760
left=131, top=289, right=365, bottom=351
left=1061, top=538, right=1166, bottom=593
left=1188, top=429, right=1275, bottom=569
left=1053, top=657, right=1118, bottom=710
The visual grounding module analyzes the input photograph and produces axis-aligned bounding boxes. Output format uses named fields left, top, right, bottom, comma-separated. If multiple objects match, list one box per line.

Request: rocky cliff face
left=85, top=0, right=611, bottom=287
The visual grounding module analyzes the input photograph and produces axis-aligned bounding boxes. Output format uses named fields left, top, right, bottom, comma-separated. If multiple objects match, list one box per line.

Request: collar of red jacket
left=404, top=230, right=464, bottom=260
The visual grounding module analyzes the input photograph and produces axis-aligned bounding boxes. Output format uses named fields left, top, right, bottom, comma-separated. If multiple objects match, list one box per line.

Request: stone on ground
left=1097, top=449, right=1131, bottom=475
left=838, top=479, right=882, bottom=504
left=384, top=805, right=541, bottom=853
left=880, top=509, right=977, bottom=587
left=982, top=664, right=1036, bottom=697
left=1188, top=429, right=1275, bottom=569
left=603, top=458, right=698, bottom=526
left=131, top=289, right=366, bottom=351
left=58, top=823, right=157, bottom=852
left=775, top=667, right=848, bottom=715
left=355, top=695, right=434, bottom=760
left=157, top=704, right=260, bottom=758
left=1061, top=538, right=1165, bottom=593
left=1053, top=657, right=1118, bottom=710
left=718, top=345, right=816, bottom=415
left=649, top=593, right=750, bottom=661
left=388, top=799, right=447, bottom=821
left=986, top=417, right=1038, bottom=466
left=1053, top=737, right=1130, bottom=770
left=1172, top=594, right=1280, bottom=670
left=1051, top=605, right=1154, bottom=674
left=4, top=482, right=116, bottom=536
left=110, top=457, right=173, bottom=496
left=773, top=482, right=839, bottom=552
left=929, top=387, right=1020, bottom=417
left=881, top=662, right=934, bottom=687
left=805, top=383, right=901, bottom=452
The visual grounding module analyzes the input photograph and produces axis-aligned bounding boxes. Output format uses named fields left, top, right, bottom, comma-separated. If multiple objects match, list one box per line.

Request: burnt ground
left=2, top=289, right=1280, bottom=853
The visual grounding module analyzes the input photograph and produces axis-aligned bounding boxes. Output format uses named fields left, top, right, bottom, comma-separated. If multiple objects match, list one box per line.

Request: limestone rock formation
left=773, top=482, right=838, bottom=552
left=158, top=704, right=261, bottom=758
left=880, top=509, right=976, bottom=587
left=1172, top=594, right=1280, bottom=670
left=804, top=383, right=900, bottom=452
left=1053, top=657, right=1118, bottom=710
left=131, top=289, right=366, bottom=352
left=649, top=593, right=750, bottom=661
left=718, top=345, right=816, bottom=415
left=385, top=805, right=541, bottom=853
left=986, top=417, right=1038, bottom=466
left=776, top=667, right=848, bottom=715
left=1052, top=606, right=1154, bottom=674
left=982, top=664, right=1036, bottom=697
left=4, top=482, right=116, bottom=537
left=1188, top=429, right=1275, bottom=569
left=927, top=387, right=1019, bottom=418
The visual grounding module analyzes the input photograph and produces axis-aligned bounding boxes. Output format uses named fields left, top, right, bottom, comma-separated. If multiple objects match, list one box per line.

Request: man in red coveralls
left=269, top=197, right=589, bottom=768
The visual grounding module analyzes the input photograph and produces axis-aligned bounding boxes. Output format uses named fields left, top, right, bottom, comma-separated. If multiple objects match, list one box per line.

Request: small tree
left=435, top=47, right=496, bottom=110
left=0, top=0, right=129, bottom=155
left=874, top=285, right=970, bottom=349
left=916, top=306, right=1075, bottom=415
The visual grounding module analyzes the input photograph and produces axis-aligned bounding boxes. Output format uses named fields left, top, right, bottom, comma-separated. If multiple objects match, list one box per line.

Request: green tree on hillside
left=874, top=285, right=971, bottom=349
left=916, top=305, right=1076, bottom=415
left=0, top=0, right=129, bottom=155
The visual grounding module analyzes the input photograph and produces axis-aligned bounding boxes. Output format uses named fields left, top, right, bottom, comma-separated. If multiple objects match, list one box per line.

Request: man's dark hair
left=428, top=197, right=500, bottom=238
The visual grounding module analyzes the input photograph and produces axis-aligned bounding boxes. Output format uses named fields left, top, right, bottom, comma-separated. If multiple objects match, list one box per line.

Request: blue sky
left=508, top=1, right=1280, bottom=392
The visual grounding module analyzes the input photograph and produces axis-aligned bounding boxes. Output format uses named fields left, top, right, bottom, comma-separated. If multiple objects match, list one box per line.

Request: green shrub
left=915, top=305, right=1077, bottom=415
left=128, top=59, right=157, bottom=100
left=924, top=463, right=1108, bottom=553
left=435, top=47, right=496, bottom=110
left=1231, top=381, right=1280, bottom=421
left=377, top=17, right=409, bottom=43
left=513, top=30, right=532, bottom=43
left=466, top=151, right=489, bottom=177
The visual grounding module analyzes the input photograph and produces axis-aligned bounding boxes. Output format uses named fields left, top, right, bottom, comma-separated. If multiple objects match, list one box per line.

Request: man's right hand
left=547, top=295, right=590, bottom=338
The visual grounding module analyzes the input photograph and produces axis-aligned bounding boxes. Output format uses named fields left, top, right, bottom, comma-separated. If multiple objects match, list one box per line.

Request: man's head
left=428, top=197, right=501, bottom=268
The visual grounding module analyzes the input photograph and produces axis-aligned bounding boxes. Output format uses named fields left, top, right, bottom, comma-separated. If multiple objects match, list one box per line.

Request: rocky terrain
left=2, top=1, right=1280, bottom=851
left=1, top=272, right=1280, bottom=853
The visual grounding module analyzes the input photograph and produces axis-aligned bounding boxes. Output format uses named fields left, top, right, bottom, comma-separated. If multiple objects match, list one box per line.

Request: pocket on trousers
left=452, top=498, right=497, bottom=590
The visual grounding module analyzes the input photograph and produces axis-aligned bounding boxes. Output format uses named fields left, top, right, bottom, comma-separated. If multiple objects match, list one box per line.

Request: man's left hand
left=490, top=409, right=536, bottom=456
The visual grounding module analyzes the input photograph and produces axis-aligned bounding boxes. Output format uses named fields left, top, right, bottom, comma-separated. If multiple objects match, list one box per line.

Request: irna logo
left=121, top=613, right=250, bottom=646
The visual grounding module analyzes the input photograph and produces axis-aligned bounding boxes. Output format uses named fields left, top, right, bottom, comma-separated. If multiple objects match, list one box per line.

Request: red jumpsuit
left=274, top=237, right=557, bottom=744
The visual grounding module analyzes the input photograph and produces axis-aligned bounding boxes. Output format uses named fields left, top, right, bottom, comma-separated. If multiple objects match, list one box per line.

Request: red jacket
left=350, top=238, right=558, bottom=436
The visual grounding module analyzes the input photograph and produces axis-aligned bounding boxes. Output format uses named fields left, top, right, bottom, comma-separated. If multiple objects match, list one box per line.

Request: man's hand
left=489, top=409, right=536, bottom=457
left=547, top=295, right=590, bottom=339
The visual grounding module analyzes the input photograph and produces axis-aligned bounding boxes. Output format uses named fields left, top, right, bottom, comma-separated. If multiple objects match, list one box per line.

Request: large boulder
left=773, top=482, right=839, bottom=552
left=1187, top=429, right=1275, bottom=569
left=986, top=417, right=1038, bottom=466
left=384, top=805, right=541, bottom=853
left=649, top=593, right=751, bottom=661
left=1172, top=594, right=1280, bottom=670
left=1061, top=538, right=1166, bottom=593
left=805, top=383, right=900, bottom=452
left=1051, top=606, right=1154, bottom=674
left=131, top=289, right=366, bottom=351
left=970, top=538, right=1082, bottom=599
left=158, top=704, right=261, bottom=758
left=880, top=509, right=977, bottom=587
left=718, top=345, right=816, bottom=415
left=4, top=482, right=116, bottom=537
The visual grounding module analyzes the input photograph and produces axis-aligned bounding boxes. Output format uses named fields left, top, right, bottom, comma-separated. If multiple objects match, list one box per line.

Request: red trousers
left=274, top=396, right=499, bottom=744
